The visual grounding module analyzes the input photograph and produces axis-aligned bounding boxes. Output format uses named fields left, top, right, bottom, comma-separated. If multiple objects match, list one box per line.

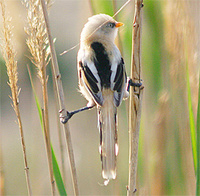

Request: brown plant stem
left=41, top=107, right=55, bottom=195
left=50, top=36, right=66, bottom=185
left=127, top=0, right=143, bottom=195
left=55, top=96, right=66, bottom=184
left=41, top=51, right=55, bottom=195
left=0, top=1, right=32, bottom=195
left=40, top=0, right=79, bottom=195
left=16, top=105, right=32, bottom=196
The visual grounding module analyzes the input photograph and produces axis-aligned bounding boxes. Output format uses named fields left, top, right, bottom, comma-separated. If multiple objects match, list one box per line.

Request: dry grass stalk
left=0, top=1, right=32, bottom=195
left=127, top=0, right=144, bottom=195
left=24, top=0, right=55, bottom=194
left=55, top=98, right=66, bottom=184
left=40, top=0, right=79, bottom=195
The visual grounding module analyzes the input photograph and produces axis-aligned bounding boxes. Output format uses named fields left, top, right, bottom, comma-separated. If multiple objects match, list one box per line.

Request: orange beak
left=115, top=22, right=124, bottom=28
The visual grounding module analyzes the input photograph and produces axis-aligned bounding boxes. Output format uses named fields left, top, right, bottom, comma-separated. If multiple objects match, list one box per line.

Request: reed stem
left=41, top=52, right=55, bottom=195
left=127, top=0, right=144, bottom=195
left=40, top=0, right=79, bottom=195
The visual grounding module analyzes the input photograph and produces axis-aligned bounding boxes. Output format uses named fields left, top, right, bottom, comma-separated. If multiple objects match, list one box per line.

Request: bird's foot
left=127, top=78, right=143, bottom=92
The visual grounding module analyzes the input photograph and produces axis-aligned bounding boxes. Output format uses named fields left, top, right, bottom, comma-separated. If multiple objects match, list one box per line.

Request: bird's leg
left=59, top=105, right=95, bottom=124
left=127, top=78, right=143, bottom=92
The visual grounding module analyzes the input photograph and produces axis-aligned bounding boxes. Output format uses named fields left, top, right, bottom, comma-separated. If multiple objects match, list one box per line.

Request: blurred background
left=0, top=0, right=200, bottom=195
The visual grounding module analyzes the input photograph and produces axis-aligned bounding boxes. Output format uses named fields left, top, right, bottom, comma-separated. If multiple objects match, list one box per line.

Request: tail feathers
left=98, top=96, right=118, bottom=180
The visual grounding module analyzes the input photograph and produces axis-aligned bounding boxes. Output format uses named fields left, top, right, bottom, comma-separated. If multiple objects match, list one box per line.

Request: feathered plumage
left=78, top=14, right=129, bottom=180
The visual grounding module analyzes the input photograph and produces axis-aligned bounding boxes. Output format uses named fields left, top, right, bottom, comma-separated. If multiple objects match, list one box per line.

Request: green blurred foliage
left=142, top=0, right=163, bottom=100
left=89, top=0, right=114, bottom=15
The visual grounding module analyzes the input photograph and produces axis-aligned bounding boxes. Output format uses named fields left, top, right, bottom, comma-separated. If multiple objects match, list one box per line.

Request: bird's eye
left=106, top=22, right=115, bottom=28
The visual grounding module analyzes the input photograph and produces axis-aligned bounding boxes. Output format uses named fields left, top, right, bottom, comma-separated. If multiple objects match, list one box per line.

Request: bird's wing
left=78, top=59, right=104, bottom=106
left=111, top=57, right=127, bottom=107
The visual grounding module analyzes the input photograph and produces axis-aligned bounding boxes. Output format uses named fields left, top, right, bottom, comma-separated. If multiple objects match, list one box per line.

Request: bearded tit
left=61, top=14, right=130, bottom=181
left=78, top=13, right=131, bottom=181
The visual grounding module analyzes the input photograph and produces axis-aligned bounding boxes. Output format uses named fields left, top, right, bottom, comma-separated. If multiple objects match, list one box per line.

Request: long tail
left=98, top=90, right=118, bottom=180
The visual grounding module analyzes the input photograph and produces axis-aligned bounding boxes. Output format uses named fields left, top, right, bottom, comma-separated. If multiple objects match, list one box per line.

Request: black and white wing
left=78, top=49, right=104, bottom=106
left=111, top=57, right=127, bottom=107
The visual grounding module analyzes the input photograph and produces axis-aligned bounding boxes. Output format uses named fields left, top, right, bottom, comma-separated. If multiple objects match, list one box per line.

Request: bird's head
left=80, top=14, right=123, bottom=44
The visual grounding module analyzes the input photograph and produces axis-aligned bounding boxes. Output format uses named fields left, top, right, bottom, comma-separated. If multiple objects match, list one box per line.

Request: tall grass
left=24, top=0, right=55, bottom=194
left=0, top=1, right=32, bottom=195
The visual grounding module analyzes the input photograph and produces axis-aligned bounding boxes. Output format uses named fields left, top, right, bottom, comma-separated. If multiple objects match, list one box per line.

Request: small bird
left=77, top=14, right=129, bottom=181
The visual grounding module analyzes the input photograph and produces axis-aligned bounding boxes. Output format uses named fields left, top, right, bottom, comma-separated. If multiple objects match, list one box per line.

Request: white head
left=80, top=14, right=123, bottom=44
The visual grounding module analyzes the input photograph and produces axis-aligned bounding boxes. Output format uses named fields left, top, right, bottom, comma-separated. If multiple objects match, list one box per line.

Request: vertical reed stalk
left=40, top=0, right=79, bottom=195
left=50, top=41, right=66, bottom=184
left=0, top=1, right=32, bottom=195
left=24, top=0, right=55, bottom=194
left=41, top=52, right=55, bottom=195
left=55, top=101, right=66, bottom=184
left=127, top=0, right=143, bottom=195
left=41, top=106, right=55, bottom=195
